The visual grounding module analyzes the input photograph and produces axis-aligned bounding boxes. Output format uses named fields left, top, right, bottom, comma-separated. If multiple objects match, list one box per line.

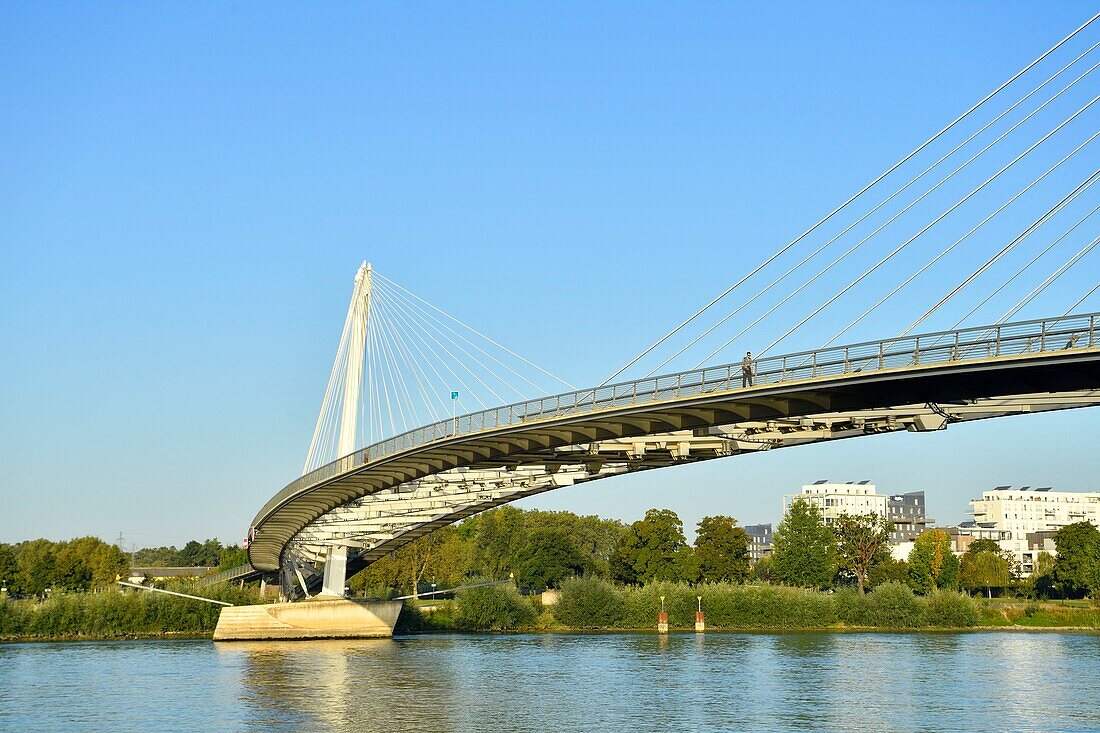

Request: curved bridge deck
left=246, top=313, right=1100, bottom=593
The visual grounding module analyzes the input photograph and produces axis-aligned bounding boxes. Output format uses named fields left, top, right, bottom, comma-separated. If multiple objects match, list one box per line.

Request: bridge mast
left=319, top=262, right=371, bottom=597
left=339, top=261, right=371, bottom=458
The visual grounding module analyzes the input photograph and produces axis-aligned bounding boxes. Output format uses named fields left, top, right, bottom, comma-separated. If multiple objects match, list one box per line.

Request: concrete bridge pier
left=321, top=546, right=348, bottom=597
left=213, top=597, right=402, bottom=641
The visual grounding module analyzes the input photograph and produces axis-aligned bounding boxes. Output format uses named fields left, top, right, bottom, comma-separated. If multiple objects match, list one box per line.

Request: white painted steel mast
left=303, top=261, right=372, bottom=474
left=301, top=261, right=573, bottom=477
left=339, top=262, right=371, bottom=458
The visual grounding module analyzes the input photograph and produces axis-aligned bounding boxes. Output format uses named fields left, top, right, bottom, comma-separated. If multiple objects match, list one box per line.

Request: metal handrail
left=258, top=311, right=1099, bottom=523
left=195, top=563, right=257, bottom=588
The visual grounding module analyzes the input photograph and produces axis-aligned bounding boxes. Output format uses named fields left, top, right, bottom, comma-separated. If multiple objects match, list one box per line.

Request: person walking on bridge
left=741, top=351, right=754, bottom=387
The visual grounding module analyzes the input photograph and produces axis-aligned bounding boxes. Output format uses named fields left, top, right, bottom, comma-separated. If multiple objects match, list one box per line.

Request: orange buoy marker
left=658, top=595, right=669, bottom=633
left=695, top=595, right=705, bottom=632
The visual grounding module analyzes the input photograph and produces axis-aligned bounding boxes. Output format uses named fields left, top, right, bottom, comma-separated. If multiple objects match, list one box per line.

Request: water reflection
left=2, top=632, right=1098, bottom=732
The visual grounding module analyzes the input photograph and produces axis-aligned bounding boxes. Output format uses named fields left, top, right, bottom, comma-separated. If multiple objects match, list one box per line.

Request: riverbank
left=0, top=585, right=261, bottom=642
left=3, top=581, right=1098, bottom=642
left=398, top=579, right=1100, bottom=635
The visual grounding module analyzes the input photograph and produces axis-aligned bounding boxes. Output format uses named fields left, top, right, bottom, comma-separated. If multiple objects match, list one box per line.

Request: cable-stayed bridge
left=212, top=14, right=1100, bottom=600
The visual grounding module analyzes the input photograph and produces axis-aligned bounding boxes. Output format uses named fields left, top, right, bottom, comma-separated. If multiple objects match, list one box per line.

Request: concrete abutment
left=213, top=597, right=402, bottom=641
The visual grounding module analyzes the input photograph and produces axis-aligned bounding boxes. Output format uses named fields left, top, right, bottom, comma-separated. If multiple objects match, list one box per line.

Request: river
left=1, top=632, right=1098, bottom=732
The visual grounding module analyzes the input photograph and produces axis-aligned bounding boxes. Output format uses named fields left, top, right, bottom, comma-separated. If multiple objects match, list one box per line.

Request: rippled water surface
left=2, top=632, right=1099, bottom=732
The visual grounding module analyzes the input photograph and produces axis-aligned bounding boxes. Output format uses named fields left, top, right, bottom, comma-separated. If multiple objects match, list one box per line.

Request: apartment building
left=888, top=491, right=934, bottom=542
left=784, top=481, right=888, bottom=526
left=969, top=485, right=1100, bottom=572
left=744, top=523, right=772, bottom=562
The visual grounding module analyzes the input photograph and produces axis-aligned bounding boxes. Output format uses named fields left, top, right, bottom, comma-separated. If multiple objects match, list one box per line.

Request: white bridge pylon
left=302, top=262, right=575, bottom=477
left=301, top=261, right=574, bottom=596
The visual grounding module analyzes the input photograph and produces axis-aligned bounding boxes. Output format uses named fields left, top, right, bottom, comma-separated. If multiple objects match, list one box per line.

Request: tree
left=868, top=557, right=909, bottom=589
left=514, top=529, right=586, bottom=590
left=0, top=544, right=18, bottom=593
left=219, top=545, right=250, bottom=570
left=60, top=536, right=128, bottom=589
left=694, top=515, right=750, bottom=583
left=53, top=541, right=93, bottom=591
left=771, top=499, right=837, bottom=589
left=967, top=538, right=1001, bottom=555
left=960, top=550, right=1012, bottom=598
left=907, top=530, right=960, bottom=593
left=463, top=506, right=527, bottom=579
left=833, top=513, right=893, bottom=594
left=959, top=539, right=1016, bottom=599
left=609, top=542, right=639, bottom=584
left=1051, top=522, right=1100, bottom=599
left=516, top=510, right=624, bottom=578
left=1028, top=551, right=1057, bottom=599
left=610, top=509, right=691, bottom=584
left=749, top=555, right=776, bottom=583
left=351, top=525, right=469, bottom=597
left=15, top=539, right=58, bottom=596
left=178, top=539, right=223, bottom=567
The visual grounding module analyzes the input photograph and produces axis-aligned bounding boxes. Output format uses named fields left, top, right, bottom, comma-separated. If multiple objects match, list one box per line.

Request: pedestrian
left=741, top=351, right=754, bottom=387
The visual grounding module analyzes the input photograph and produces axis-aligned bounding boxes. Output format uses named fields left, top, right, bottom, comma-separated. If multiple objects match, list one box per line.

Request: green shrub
left=834, top=588, right=869, bottom=626
left=454, top=584, right=536, bottom=630
left=619, top=582, right=698, bottom=628
left=554, top=576, right=626, bottom=628
left=393, top=601, right=425, bottom=634
left=700, top=583, right=836, bottom=629
left=0, top=598, right=27, bottom=636
left=923, top=590, right=978, bottom=627
left=605, top=582, right=837, bottom=630
left=861, top=582, right=924, bottom=628
left=0, top=585, right=264, bottom=640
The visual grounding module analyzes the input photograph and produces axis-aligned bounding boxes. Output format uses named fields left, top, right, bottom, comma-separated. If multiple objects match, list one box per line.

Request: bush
left=0, top=585, right=264, bottom=640
left=597, top=582, right=837, bottom=630
left=923, top=590, right=979, bottom=627
left=844, top=581, right=924, bottom=625
left=700, top=583, right=836, bottom=629
left=553, top=576, right=626, bottom=628
left=619, top=582, right=699, bottom=628
left=393, top=601, right=426, bottom=634
left=454, top=584, right=536, bottom=631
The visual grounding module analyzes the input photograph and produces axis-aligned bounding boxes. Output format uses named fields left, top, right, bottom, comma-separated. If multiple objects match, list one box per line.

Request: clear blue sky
left=2, top=2, right=1099, bottom=548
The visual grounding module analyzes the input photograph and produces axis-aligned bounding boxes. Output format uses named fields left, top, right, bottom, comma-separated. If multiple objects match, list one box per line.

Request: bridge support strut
left=321, top=545, right=348, bottom=597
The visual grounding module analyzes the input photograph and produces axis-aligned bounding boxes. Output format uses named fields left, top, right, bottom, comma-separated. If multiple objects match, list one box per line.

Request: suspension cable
left=948, top=198, right=1100, bottom=329
left=998, top=232, right=1100, bottom=322
left=833, top=153, right=1100, bottom=347
left=754, top=93, right=1100, bottom=359
left=379, top=278, right=557, bottom=396
left=600, top=10, right=1100, bottom=383
left=643, top=40, right=1100, bottom=377
left=374, top=272, right=574, bottom=389
left=1063, top=280, right=1100, bottom=314
left=904, top=160, right=1100, bottom=337
left=377, top=286, right=518, bottom=404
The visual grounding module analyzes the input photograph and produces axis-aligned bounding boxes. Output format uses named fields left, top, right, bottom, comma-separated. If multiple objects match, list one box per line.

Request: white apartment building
left=784, top=480, right=888, bottom=526
left=969, top=486, right=1100, bottom=571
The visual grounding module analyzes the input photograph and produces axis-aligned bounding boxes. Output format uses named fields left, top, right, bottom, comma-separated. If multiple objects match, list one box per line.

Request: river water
left=1, top=632, right=1098, bottom=732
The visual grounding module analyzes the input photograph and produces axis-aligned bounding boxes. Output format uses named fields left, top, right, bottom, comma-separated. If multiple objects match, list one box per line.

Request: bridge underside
left=257, top=350, right=1100, bottom=599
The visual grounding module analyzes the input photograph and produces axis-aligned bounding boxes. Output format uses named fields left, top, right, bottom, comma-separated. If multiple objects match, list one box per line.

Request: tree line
left=131, top=539, right=248, bottom=569
left=349, top=504, right=780, bottom=595
left=0, top=537, right=248, bottom=597
left=349, top=499, right=1100, bottom=601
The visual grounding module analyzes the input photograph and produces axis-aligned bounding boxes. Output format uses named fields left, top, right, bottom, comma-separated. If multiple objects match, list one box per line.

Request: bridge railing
left=268, top=312, right=1097, bottom=510
left=194, top=563, right=258, bottom=588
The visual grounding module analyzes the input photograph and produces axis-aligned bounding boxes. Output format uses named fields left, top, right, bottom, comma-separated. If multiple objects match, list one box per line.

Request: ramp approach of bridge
left=214, top=15, right=1100, bottom=600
